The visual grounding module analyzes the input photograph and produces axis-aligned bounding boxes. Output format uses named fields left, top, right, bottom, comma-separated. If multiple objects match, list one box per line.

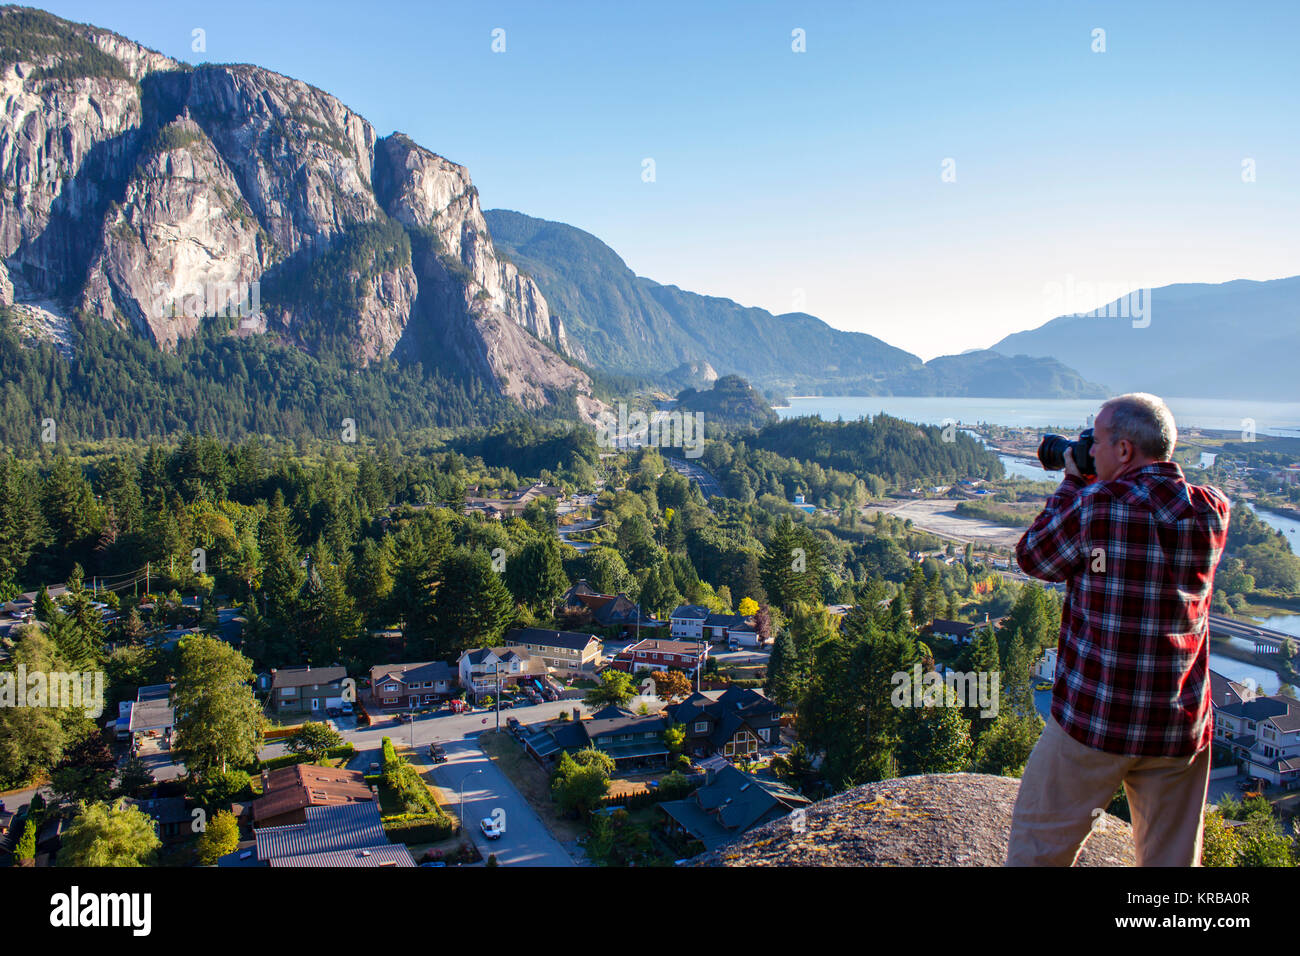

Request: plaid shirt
left=1015, top=461, right=1230, bottom=757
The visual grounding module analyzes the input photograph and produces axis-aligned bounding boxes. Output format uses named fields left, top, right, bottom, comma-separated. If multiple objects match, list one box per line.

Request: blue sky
left=34, top=0, right=1300, bottom=359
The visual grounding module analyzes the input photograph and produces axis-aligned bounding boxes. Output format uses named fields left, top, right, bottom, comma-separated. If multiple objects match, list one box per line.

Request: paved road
left=425, top=736, right=575, bottom=866
left=311, top=700, right=587, bottom=866
left=665, top=456, right=723, bottom=501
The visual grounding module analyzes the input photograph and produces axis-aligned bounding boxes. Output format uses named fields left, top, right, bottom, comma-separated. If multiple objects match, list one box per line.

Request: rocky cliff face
left=0, top=6, right=594, bottom=414
left=690, top=773, right=1136, bottom=867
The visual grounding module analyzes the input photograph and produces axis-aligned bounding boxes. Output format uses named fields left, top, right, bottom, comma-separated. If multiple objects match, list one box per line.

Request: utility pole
left=495, top=665, right=501, bottom=732
left=458, top=769, right=483, bottom=834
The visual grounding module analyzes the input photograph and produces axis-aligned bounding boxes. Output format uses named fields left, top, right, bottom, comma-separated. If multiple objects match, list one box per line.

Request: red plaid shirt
left=1015, top=461, right=1230, bottom=757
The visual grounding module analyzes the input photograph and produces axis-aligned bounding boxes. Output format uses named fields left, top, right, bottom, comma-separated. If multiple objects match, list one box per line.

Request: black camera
left=1037, top=428, right=1096, bottom=476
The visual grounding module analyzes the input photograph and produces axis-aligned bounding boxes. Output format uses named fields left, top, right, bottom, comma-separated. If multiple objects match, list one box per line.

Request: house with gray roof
left=267, top=665, right=348, bottom=716
left=1211, top=670, right=1300, bottom=788
left=370, top=660, right=459, bottom=709
left=521, top=705, right=672, bottom=770
left=659, top=765, right=811, bottom=852
left=666, top=688, right=782, bottom=759
left=220, top=802, right=414, bottom=867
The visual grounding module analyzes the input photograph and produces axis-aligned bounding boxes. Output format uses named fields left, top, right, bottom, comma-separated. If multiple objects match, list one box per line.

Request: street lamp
left=458, top=769, right=483, bottom=834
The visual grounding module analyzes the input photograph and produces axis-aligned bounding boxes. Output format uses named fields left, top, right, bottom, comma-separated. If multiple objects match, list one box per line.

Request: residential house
left=560, top=581, right=660, bottom=637
left=658, top=765, right=812, bottom=851
left=521, top=705, right=671, bottom=770
left=220, top=802, right=414, bottom=867
left=121, top=796, right=192, bottom=844
left=267, top=665, right=348, bottom=716
left=127, top=683, right=174, bottom=743
left=670, top=605, right=763, bottom=647
left=611, top=638, right=709, bottom=677
left=503, top=627, right=603, bottom=676
left=370, top=661, right=459, bottom=709
left=250, top=765, right=375, bottom=829
left=669, top=605, right=711, bottom=641
left=1211, top=673, right=1300, bottom=788
left=457, top=647, right=549, bottom=702
left=1033, top=646, right=1057, bottom=682
left=666, top=688, right=782, bottom=759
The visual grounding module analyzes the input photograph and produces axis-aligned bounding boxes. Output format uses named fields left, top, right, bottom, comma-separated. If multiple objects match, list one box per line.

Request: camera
left=1037, top=428, right=1096, bottom=475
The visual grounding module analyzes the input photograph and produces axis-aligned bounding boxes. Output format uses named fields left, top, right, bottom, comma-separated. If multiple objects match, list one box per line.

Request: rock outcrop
left=689, top=773, right=1136, bottom=867
left=0, top=6, right=594, bottom=413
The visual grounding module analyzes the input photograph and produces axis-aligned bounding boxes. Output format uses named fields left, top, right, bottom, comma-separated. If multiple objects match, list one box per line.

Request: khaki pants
left=1006, top=714, right=1211, bottom=866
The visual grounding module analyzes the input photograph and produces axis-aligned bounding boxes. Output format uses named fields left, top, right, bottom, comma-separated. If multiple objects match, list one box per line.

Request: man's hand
left=1063, top=446, right=1084, bottom=481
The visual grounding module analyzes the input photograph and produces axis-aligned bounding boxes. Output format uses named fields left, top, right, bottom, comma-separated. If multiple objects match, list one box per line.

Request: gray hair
left=1101, top=392, right=1177, bottom=460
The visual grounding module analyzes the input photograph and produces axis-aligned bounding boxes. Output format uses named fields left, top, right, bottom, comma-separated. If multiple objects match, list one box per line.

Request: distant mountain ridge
left=485, top=209, right=1107, bottom=399
left=992, top=276, right=1300, bottom=402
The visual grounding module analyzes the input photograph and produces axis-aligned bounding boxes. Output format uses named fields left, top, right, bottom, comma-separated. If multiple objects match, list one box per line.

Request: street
left=324, top=700, right=585, bottom=866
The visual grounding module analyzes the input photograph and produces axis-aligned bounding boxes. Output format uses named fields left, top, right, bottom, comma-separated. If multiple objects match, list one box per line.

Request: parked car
left=427, top=743, right=447, bottom=763
left=497, top=699, right=514, bottom=709
left=396, top=713, right=413, bottom=724
left=326, top=706, right=342, bottom=718
left=479, top=817, right=504, bottom=840
left=340, top=702, right=354, bottom=716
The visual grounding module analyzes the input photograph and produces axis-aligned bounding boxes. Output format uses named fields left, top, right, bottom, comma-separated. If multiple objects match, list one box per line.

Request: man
left=1006, top=393, right=1230, bottom=866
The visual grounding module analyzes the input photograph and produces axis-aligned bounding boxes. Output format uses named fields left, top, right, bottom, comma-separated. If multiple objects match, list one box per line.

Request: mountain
left=992, top=276, right=1300, bottom=401
left=674, top=374, right=778, bottom=429
left=485, top=209, right=1107, bottom=398
left=0, top=6, right=598, bottom=419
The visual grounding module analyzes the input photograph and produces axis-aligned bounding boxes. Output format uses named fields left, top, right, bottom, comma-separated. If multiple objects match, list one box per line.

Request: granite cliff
left=0, top=6, right=593, bottom=413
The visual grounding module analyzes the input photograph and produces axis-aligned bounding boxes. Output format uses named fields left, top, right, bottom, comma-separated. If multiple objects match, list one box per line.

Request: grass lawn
left=478, top=730, right=586, bottom=843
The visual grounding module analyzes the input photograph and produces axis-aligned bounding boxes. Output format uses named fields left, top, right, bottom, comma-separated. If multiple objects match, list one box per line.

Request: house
left=503, top=627, right=603, bottom=677
left=669, top=604, right=763, bottom=646
left=1210, top=673, right=1300, bottom=789
left=370, top=661, right=459, bottom=709
left=658, top=765, right=811, bottom=851
left=611, top=638, right=709, bottom=677
left=1033, top=646, right=1057, bottom=682
left=121, top=796, right=192, bottom=844
left=666, top=688, right=782, bottom=759
left=521, top=705, right=671, bottom=770
left=463, top=482, right=565, bottom=520
left=250, top=765, right=375, bottom=828
left=791, top=494, right=816, bottom=514
left=127, top=684, right=174, bottom=743
left=457, top=647, right=549, bottom=702
left=669, top=605, right=711, bottom=641
left=926, top=617, right=1001, bottom=646
left=221, top=802, right=414, bottom=867
left=267, top=665, right=348, bottom=716
left=560, top=581, right=660, bottom=636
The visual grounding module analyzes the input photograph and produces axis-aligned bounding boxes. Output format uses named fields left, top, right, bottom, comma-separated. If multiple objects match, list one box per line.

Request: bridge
left=1207, top=613, right=1295, bottom=655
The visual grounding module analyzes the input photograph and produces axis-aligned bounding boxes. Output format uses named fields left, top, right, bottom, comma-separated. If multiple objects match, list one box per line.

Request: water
left=775, top=396, right=1300, bottom=437
left=1248, top=614, right=1300, bottom=639
left=1243, top=504, right=1300, bottom=557
left=1206, top=654, right=1283, bottom=696
left=999, top=454, right=1052, bottom=482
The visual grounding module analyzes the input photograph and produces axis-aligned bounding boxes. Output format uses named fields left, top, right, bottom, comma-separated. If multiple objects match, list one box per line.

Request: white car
left=479, top=817, right=504, bottom=840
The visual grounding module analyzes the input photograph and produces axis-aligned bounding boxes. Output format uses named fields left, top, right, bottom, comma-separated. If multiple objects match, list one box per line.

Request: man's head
left=1091, top=392, right=1177, bottom=480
